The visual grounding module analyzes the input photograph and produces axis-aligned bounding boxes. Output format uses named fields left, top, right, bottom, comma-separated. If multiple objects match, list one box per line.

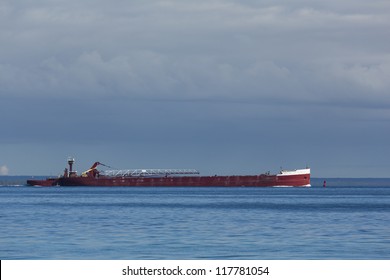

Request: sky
left=1, top=0, right=390, bottom=177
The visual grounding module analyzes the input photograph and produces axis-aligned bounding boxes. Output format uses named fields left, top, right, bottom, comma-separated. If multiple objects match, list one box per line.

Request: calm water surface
left=0, top=178, right=389, bottom=259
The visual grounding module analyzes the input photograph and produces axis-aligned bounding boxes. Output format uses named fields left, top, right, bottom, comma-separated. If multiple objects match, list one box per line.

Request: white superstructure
left=277, top=168, right=310, bottom=176
left=103, top=169, right=200, bottom=177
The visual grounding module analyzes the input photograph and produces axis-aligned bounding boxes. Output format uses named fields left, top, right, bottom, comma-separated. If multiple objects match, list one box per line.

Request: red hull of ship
left=27, top=172, right=310, bottom=187
left=26, top=178, right=59, bottom=186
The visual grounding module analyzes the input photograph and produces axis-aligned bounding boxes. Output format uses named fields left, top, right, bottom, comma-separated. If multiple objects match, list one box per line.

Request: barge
left=27, top=158, right=310, bottom=187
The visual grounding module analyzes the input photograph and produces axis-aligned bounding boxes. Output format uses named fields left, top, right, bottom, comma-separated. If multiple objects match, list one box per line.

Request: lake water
left=0, top=177, right=389, bottom=259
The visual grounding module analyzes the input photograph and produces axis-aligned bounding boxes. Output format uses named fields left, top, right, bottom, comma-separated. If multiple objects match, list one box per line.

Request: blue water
left=0, top=177, right=389, bottom=259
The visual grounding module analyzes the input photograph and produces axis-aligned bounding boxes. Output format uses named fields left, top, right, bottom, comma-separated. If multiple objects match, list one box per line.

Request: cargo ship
left=27, top=158, right=311, bottom=187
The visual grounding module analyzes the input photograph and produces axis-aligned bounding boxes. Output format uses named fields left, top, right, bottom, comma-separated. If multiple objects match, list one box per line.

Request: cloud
left=1, top=0, right=390, bottom=106
left=0, top=165, right=9, bottom=175
left=332, top=58, right=390, bottom=91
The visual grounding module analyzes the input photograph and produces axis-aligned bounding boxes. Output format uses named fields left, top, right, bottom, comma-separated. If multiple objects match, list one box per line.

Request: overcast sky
left=1, top=0, right=390, bottom=177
